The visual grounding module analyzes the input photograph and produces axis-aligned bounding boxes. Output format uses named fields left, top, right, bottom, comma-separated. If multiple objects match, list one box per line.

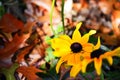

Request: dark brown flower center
left=70, top=42, right=82, bottom=53
left=91, top=49, right=106, bottom=58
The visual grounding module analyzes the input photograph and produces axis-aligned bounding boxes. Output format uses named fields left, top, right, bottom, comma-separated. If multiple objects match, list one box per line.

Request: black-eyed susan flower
left=51, top=22, right=100, bottom=77
left=82, top=44, right=120, bottom=75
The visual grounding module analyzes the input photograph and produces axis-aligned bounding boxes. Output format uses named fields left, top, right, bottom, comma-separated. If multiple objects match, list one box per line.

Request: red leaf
left=0, top=21, right=36, bottom=59
left=0, top=34, right=29, bottom=59
left=0, top=13, right=24, bottom=33
left=17, top=66, right=42, bottom=80
left=16, top=45, right=34, bottom=63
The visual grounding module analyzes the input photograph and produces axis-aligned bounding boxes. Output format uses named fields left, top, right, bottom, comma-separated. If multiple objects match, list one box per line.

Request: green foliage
left=0, top=2, right=5, bottom=18
left=38, top=65, right=59, bottom=80
left=105, top=70, right=120, bottom=80
left=55, top=24, right=64, bottom=35
left=82, top=72, right=95, bottom=80
left=0, top=63, right=19, bottom=80
left=45, top=47, right=55, bottom=62
left=45, top=35, right=55, bottom=62
left=88, top=35, right=98, bottom=45
left=45, top=36, right=52, bottom=45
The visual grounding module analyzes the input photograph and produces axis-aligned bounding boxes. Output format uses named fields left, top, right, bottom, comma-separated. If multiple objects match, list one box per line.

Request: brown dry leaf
left=0, top=21, right=35, bottom=59
left=98, top=0, right=114, bottom=15
left=99, top=25, right=112, bottom=34
left=0, top=13, right=24, bottom=33
left=114, top=1, right=120, bottom=10
left=29, top=0, right=60, bottom=23
left=97, top=33, right=118, bottom=46
left=17, top=66, right=42, bottom=80
left=31, top=0, right=52, bottom=13
left=73, top=0, right=88, bottom=12
left=111, top=10, right=120, bottom=37
left=22, top=21, right=36, bottom=33
left=16, top=45, right=34, bottom=63
left=0, top=34, right=29, bottom=59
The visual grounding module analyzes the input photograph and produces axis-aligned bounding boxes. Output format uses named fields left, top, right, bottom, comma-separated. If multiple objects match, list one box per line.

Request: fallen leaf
left=17, top=66, right=42, bottom=80
left=98, top=0, right=114, bottom=15
left=0, top=21, right=35, bottom=60
left=111, top=10, right=120, bottom=36
left=113, top=1, right=120, bottom=10
left=0, top=13, right=24, bottom=33
left=0, top=34, right=29, bottom=59
left=16, top=45, right=34, bottom=63
left=73, top=0, right=88, bottom=12
left=96, top=33, right=118, bottom=46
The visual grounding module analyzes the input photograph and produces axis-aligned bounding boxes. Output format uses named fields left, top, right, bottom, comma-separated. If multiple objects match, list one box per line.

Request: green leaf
left=45, top=47, right=55, bottom=62
left=55, top=24, right=64, bottom=35
left=0, top=2, right=5, bottom=19
left=105, top=69, right=120, bottom=80
left=0, top=63, right=19, bottom=80
left=45, top=36, right=52, bottom=44
left=37, top=65, right=59, bottom=80
left=88, top=35, right=98, bottom=44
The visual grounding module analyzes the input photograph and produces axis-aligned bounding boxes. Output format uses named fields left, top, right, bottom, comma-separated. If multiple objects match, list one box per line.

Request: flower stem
left=50, top=0, right=56, bottom=35
left=61, top=0, right=65, bottom=34
left=100, top=70, right=104, bottom=80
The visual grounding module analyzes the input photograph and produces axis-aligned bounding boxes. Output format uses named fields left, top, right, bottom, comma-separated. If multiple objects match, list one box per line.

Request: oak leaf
left=0, top=13, right=24, bottom=33
left=16, top=45, right=34, bottom=63
left=17, top=66, right=42, bottom=80
left=0, top=34, right=30, bottom=59
left=0, top=21, right=35, bottom=60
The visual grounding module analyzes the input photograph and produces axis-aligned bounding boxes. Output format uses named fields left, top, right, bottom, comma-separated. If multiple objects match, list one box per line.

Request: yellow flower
left=51, top=22, right=99, bottom=77
left=82, top=44, right=120, bottom=75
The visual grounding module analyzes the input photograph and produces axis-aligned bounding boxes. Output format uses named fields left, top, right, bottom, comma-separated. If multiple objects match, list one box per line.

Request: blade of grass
left=50, top=0, right=56, bottom=35
left=100, top=70, right=104, bottom=80
left=61, top=0, right=65, bottom=34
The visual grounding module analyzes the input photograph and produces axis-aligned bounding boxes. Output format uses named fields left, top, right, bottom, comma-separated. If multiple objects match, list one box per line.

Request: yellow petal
left=89, top=30, right=96, bottom=35
left=76, top=22, right=82, bottom=30
left=56, top=56, right=67, bottom=73
left=59, top=35, right=72, bottom=43
left=51, top=38, right=70, bottom=49
left=70, top=64, right=82, bottom=77
left=94, top=58, right=102, bottom=75
left=51, top=38, right=71, bottom=52
left=111, top=47, right=120, bottom=57
left=106, top=56, right=113, bottom=65
left=67, top=54, right=82, bottom=65
left=83, top=43, right=94, bottom=52
left=82, top=58, right=92, bottom=73
left=80, top=30, right=96, bottom=44
left=53, top=50, right=70, bottom=57
left=67, top=54, right=76, bottom=65
left=94, top=36, right=101, bottom=50
left=72, top=22, right=82, bottom=42
left=75, top=54, right=82, bottom=63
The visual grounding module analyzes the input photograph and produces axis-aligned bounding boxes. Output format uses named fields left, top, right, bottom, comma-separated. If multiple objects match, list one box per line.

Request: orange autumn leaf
left=0, top=21, right=36, bottom=60
left=28, top=0, right=60, bottom=23
left=21, top=21, right=36, bottom=34
left=98, top=0, right=114, bottom=15
left=0, top=34, right=29, bottom=59
left=16, top=45, right=34, bottom=63
left=114, top=1, right=120, bottom=10
left=111, top=10, right=120, bottom=36
left=17, top=66, right=42, bottom=80
left=0, top=13, right=24, bottom=33
left=96, top=33, right=118, bottom=46
left=73, top=0, right=88, bottom=12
